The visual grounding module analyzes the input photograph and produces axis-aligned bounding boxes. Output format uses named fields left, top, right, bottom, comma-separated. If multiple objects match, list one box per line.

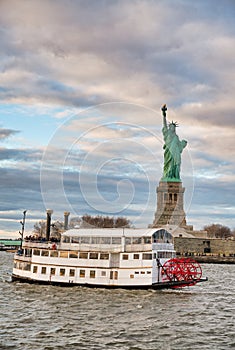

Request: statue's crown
left=168, top=120, right=179, bottom=127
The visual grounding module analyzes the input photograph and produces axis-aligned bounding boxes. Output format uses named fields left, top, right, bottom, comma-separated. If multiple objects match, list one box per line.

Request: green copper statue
left=161, top=104, right=187, bottom=182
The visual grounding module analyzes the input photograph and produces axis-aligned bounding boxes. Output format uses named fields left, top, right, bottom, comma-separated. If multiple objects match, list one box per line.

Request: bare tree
left=80, top=214, right=132, bottom=228
left=204, top=224, right=232, bottom=239
left=33, top=221, right=46, bottom=237
left=69, top=217, right=81, bottom=228
left=114, top=217, right=131, bottom=228
left=33, top=220, right=64, bottom=240
left=51, top=220, right=64, bottom=240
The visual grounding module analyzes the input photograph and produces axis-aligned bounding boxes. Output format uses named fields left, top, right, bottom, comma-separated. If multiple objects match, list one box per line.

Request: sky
left=0, top=0, right=235, bottom=238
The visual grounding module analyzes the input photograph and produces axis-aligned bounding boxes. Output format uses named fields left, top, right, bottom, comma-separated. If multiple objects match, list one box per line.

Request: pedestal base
left=152, top=181, right=192, bottom=229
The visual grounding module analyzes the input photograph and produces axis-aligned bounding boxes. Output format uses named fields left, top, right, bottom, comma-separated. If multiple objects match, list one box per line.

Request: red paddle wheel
left=162, top=258, right=202, bottom=288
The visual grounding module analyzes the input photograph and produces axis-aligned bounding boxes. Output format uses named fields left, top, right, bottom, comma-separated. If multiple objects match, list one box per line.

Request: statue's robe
left=162, top=126, right=186, bottom=181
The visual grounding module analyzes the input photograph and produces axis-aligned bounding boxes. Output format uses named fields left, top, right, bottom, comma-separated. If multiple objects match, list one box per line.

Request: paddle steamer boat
left=12, top=227, right=207, bottom=289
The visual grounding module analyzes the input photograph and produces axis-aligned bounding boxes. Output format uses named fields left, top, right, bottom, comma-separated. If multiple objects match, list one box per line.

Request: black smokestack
left=46, top=209, right=53, bottom=241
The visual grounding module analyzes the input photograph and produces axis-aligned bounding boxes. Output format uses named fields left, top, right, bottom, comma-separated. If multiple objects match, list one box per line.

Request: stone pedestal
left=153, top=181, right=192, bottom=229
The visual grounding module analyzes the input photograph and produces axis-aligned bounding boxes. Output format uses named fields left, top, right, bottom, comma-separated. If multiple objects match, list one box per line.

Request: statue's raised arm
left=161, top=104, right=168, bottom=130
left=161, top=105, right=187, bottom=182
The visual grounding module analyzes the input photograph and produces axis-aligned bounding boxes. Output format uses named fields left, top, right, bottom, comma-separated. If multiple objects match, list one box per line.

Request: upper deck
left=22, top=228, right=174, bottom=253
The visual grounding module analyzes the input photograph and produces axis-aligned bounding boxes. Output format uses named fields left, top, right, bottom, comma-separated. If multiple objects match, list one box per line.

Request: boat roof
left=62, top=227, right=169, bottom=238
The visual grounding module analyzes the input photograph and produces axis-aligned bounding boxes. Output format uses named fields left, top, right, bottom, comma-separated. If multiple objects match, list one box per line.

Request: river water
left=0, top=252, right=234, bottom=350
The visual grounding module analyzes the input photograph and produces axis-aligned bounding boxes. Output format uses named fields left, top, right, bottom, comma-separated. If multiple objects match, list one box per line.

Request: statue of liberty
left=161, top=104, right=187, bottom=182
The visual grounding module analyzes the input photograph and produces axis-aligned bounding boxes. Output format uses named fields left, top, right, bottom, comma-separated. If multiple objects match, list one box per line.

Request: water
left=0, top=252, right=234, bottom=350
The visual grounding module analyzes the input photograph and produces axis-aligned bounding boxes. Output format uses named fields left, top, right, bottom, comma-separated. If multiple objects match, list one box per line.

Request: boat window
left=147, top=271, right=151, bottom=274
left=41, top=267, right=47, bottom=274
left=134, top=271, right=139, bottom=274
left=158, top=251, right=173, bottom=259
left=80, top=269, right=85, bottom=278
left=122, top=254, right=129, bottom=260
left=69, top=269, right=75, bottom=277
left=130, top=274, right=134, bottom=279
left=79, top=252, right=88, bottom=259
left=142, top=253, right=152, bottom=260
left=50, top=251, right=58, bottom=257
left=133, top=254, right=139, bottom=260
left=132, top=237, right=142, bottom=244
left=111, top=237, right=121, bottom=244
left=152, top=229, right=173, bottom=243
left=125, top=237, right=131, bottom=245
left=50, top=268, right=56, bottom=275
left=24, top=263, right=31, bottom=271
left=81, top=237, right=90, bottom=244
left=41, top=250, right=49, bottom=257
left=71, top=237, right=80, bottom=243
left=33, top=266, right=37, bottom=273
left=69, top=252, right=78, bottom=258
left=90, top=252, right=98, bottom=259
left=33, top=249, right=40, bottom=256
left=110, top=271, right=118, bottom=279
left=101, top=271, right=106, bottom=276
left=100, top=253, right=109, bottom=260
left=141, top=271, right=145, bottom=274
left=90, top=270, right=96, bottom=278
left=100, top=237, right=111, bottom=244
left=25, top=249, right=32, bottom=257
left=60, top=251, right=68, bottom=258
left=143, top=237, right=151, bottom=244
left=91, top=237, right=100, bottom=244
left=62, top=236, right=70, bottom=243
left=60, top=268, right=65, bottom=276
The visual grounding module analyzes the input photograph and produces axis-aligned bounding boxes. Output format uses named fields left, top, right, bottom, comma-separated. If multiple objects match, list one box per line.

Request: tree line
left=33, top=214, right=132, bottom=238
left=203, top=224, right=235, bottom=239
left=33, top=215, right=234, bottom=240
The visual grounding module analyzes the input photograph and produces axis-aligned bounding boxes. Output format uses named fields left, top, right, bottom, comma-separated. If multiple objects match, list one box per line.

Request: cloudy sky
left=0, top=0, right=235, bottom=237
